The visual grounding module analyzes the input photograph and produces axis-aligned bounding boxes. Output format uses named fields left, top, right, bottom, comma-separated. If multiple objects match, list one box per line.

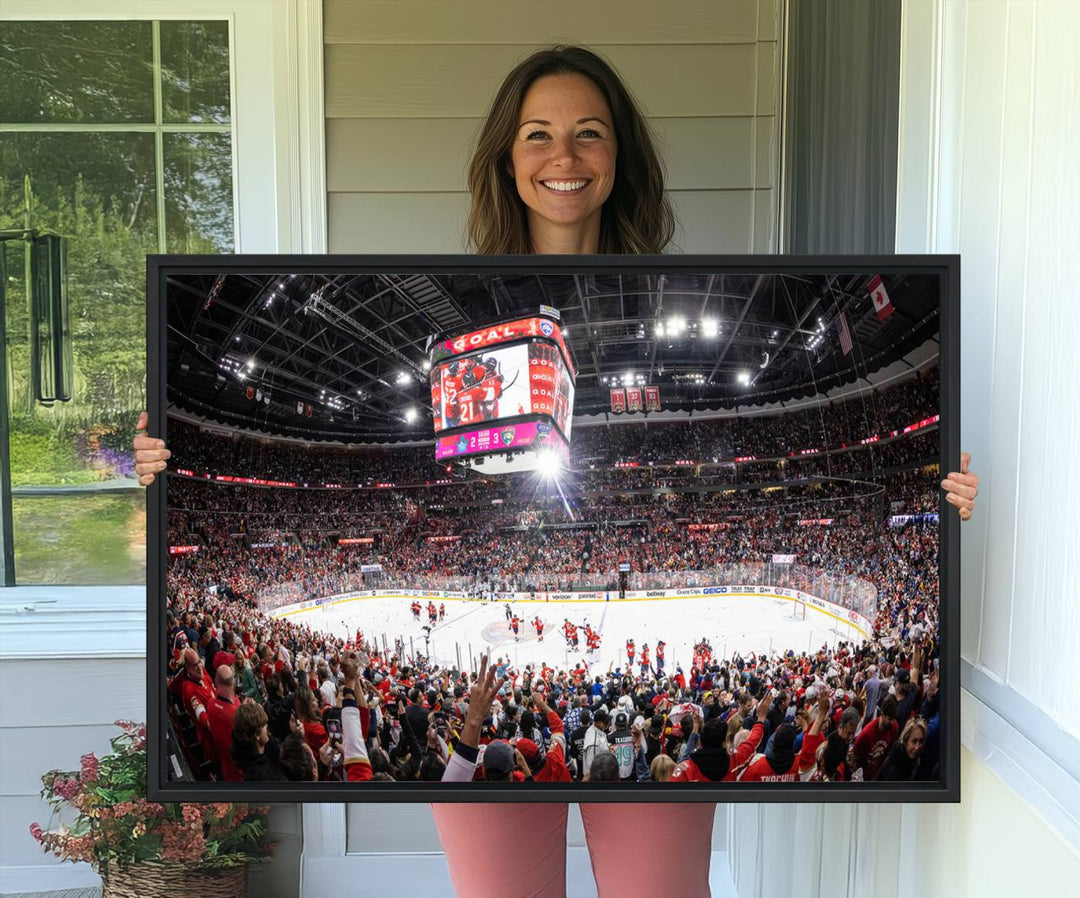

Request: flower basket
left=31, top=721, right=273, bottom=887
left=101, top=861, right=247, bottom=898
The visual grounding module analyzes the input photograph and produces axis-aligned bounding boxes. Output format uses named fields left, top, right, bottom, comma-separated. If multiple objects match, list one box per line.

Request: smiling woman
left=466, top=45, right=674, bottom=255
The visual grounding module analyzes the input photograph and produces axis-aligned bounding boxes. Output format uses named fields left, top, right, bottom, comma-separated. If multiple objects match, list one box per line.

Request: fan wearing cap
left=516, top=693, right=570, bottom=782
left=850, top=694, right=900, bottom=781
left=671, top=689, right=772, bottom=782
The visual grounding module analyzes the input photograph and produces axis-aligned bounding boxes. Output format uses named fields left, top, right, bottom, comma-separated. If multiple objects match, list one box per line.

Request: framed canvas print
left=147, top=254, right=959, bottom=802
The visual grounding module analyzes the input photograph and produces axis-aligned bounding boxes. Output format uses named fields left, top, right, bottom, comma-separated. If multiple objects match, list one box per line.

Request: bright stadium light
left=737, top=371, right=751, bottom=386
left=404, top=407, right=418, bottom=423
left=422, top=359, right=431, bottom=371
left=702, top=318, right=719, bottom=338
left=536, top=447, right=563, bottom=478
left=397, top=371, right=412, bottom=385
left=656, top=321, right=666, bottom=336
left=623, top=371, right=634, bottom=385
left=668, top=316, right=685, bottom=335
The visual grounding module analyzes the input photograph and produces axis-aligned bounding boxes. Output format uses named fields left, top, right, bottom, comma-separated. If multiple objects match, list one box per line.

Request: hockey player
left=439, top=602, right=446, bottom=622
left=655, top=640, right=666, bottom=672
left=640, top=643, right=651, bottom=677
left=586, top=628, right=601, bottom=654
left=505, top=602, right=514, bottom=621
left=563, top=619, right=573, bottom=647
left=570, top=621, right=580, bottom=650
left=442, top=359, right=466, bottom=429
left=427, top=601, right=437, bottom=626
left=411, top=601, right=421, bottom=621
left=476, top=357, right=504, bottom=421
left=510, top=615, right=520, bottom=640
left=626, top=638, right=635, bottom=667
left=534, top=617, right=544, bottom=641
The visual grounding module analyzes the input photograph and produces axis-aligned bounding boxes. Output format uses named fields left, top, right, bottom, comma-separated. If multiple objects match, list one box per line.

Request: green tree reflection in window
left=0, top=20, right=234, bottom=584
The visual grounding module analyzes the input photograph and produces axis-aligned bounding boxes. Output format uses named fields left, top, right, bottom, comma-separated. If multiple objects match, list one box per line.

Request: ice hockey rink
left=279, top=590, right=866, bottom=676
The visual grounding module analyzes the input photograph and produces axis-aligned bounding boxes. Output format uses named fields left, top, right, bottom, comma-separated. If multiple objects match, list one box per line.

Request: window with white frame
left=0, top=18, right=234, bottom=585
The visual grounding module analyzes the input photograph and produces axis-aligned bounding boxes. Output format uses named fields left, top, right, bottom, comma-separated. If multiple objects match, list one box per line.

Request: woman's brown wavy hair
left=466, top=45, right=675, bottom=255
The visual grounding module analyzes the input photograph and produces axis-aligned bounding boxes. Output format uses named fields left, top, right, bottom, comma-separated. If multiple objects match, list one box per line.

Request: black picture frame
left=147, top=253, right=960, bottom=803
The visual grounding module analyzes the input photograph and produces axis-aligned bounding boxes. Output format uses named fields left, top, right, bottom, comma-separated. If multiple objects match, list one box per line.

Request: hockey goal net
left=790, top=599, right=807, bottom=621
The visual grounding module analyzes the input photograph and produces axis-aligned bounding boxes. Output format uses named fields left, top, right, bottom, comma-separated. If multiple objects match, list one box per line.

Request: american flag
left=838, top=311, right=853, bottom=356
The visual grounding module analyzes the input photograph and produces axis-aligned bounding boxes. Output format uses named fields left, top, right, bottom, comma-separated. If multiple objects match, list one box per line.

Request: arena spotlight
left=623, top=371, right=634, bottom=385
left=737, top=371, right=751, bottom=386
left=404, top=407, right=418, bottom=423
left=667, top=316, right=686, bottom=335
left=422, top=359, right=431, bottom=371
left=702, top=318, right=719, bottom=338
left=536, top=447, right=562, bottom=478
left=397, top=372, right=412, bottom=385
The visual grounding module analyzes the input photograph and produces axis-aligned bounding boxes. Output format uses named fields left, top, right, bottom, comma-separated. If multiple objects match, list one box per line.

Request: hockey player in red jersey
left=587, top=629, right=601, bottom=654
left=655, top=640, right=666, bottom=672
left=533, top=617, right=544, bottom=641
left=626, top=638, right=635, bottom=667
left=640, top=643, right=650, bottom=676
left=510, top=615, right=520, bottom=640
left=439, top=602, right=446, bottom=622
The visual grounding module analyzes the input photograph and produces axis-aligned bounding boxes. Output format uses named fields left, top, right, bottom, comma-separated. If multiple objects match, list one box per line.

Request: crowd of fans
left=167, top=584, right=939, bottom=786
left=164, top=372, right=941, bottom=786
left=166, top=368, right=939, bottom=485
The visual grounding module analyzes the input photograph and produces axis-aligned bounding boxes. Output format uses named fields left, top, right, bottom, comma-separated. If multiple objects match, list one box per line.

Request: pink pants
left=431, top=802, right=716, bottom=898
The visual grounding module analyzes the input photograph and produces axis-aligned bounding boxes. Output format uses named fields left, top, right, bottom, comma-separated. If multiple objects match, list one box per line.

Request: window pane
left=160, top=21, right=232, bottom=124
left=0, top=21, right=154, bottom=124
left=2, top=132, right=155, bottom=585
left=164, top=132, right=235, bottom=252
left=11, top=492, right=146, bottom=585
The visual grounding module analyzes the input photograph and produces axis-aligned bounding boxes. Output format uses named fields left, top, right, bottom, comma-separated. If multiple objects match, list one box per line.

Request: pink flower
left=52, top=777, right=80, bottom=801
left=181, top=805, right=203, bottom=824
left=80, top=753, right=100, bottom=782
left=29, top=822, right=44, bottom=843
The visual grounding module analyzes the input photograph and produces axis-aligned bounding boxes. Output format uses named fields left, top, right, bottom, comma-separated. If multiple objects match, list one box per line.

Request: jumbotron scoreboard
left=428, top=310, right=575, bottom=474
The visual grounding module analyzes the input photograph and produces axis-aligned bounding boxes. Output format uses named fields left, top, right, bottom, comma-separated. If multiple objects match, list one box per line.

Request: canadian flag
left=868, top=274, right=894, bottom=321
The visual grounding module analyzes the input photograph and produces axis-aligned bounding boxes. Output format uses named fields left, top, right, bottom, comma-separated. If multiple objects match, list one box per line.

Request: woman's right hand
left=133, top=411, right=170, bottom=486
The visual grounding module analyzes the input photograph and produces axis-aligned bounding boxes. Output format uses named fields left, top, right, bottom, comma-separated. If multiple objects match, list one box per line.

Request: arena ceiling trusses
left=165, top=270, right=939, bottom=442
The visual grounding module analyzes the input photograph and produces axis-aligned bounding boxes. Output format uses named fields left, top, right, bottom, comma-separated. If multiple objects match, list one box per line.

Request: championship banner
left=626, top=387, right=642, bottom=412
left=645, top=386, right=661, bottom=411
left=610, top=388, right=626, bottom=413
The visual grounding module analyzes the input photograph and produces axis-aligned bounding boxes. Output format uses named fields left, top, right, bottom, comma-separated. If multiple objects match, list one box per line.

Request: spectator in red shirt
left=851, top=694, right=900, bottom=781
left=206, top=664, right=243, bottom=781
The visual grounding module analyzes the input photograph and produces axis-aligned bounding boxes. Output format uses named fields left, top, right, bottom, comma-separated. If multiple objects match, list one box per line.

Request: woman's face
left=509, top=73, right=616, bottom=244
left=905, top=726, right=926, bottom=759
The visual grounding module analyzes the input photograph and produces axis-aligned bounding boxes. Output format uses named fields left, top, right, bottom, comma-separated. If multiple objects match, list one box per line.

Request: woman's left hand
left=941, top=452, right=979, bottom=520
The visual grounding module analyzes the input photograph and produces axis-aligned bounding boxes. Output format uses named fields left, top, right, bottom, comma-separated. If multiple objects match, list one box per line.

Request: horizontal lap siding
left=324, top=1, right=780, bottom=255
left=0, top=658, right=147, bottom=867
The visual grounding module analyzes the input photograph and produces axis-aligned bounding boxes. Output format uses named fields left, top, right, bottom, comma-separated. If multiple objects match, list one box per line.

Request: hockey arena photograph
left=147, top=257, right=958, bottom=801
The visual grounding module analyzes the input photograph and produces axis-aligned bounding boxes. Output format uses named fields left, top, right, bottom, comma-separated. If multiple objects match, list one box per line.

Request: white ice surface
left=289, top=591, right=862, bottom=676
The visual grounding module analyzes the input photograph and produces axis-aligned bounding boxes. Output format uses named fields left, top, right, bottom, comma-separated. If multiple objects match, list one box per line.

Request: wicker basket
left=100, top=862, right=247, bottom=898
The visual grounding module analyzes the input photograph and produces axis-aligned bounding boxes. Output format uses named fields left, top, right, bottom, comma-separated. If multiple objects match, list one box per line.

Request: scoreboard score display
left=429, top=313, right=575, bottom=473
